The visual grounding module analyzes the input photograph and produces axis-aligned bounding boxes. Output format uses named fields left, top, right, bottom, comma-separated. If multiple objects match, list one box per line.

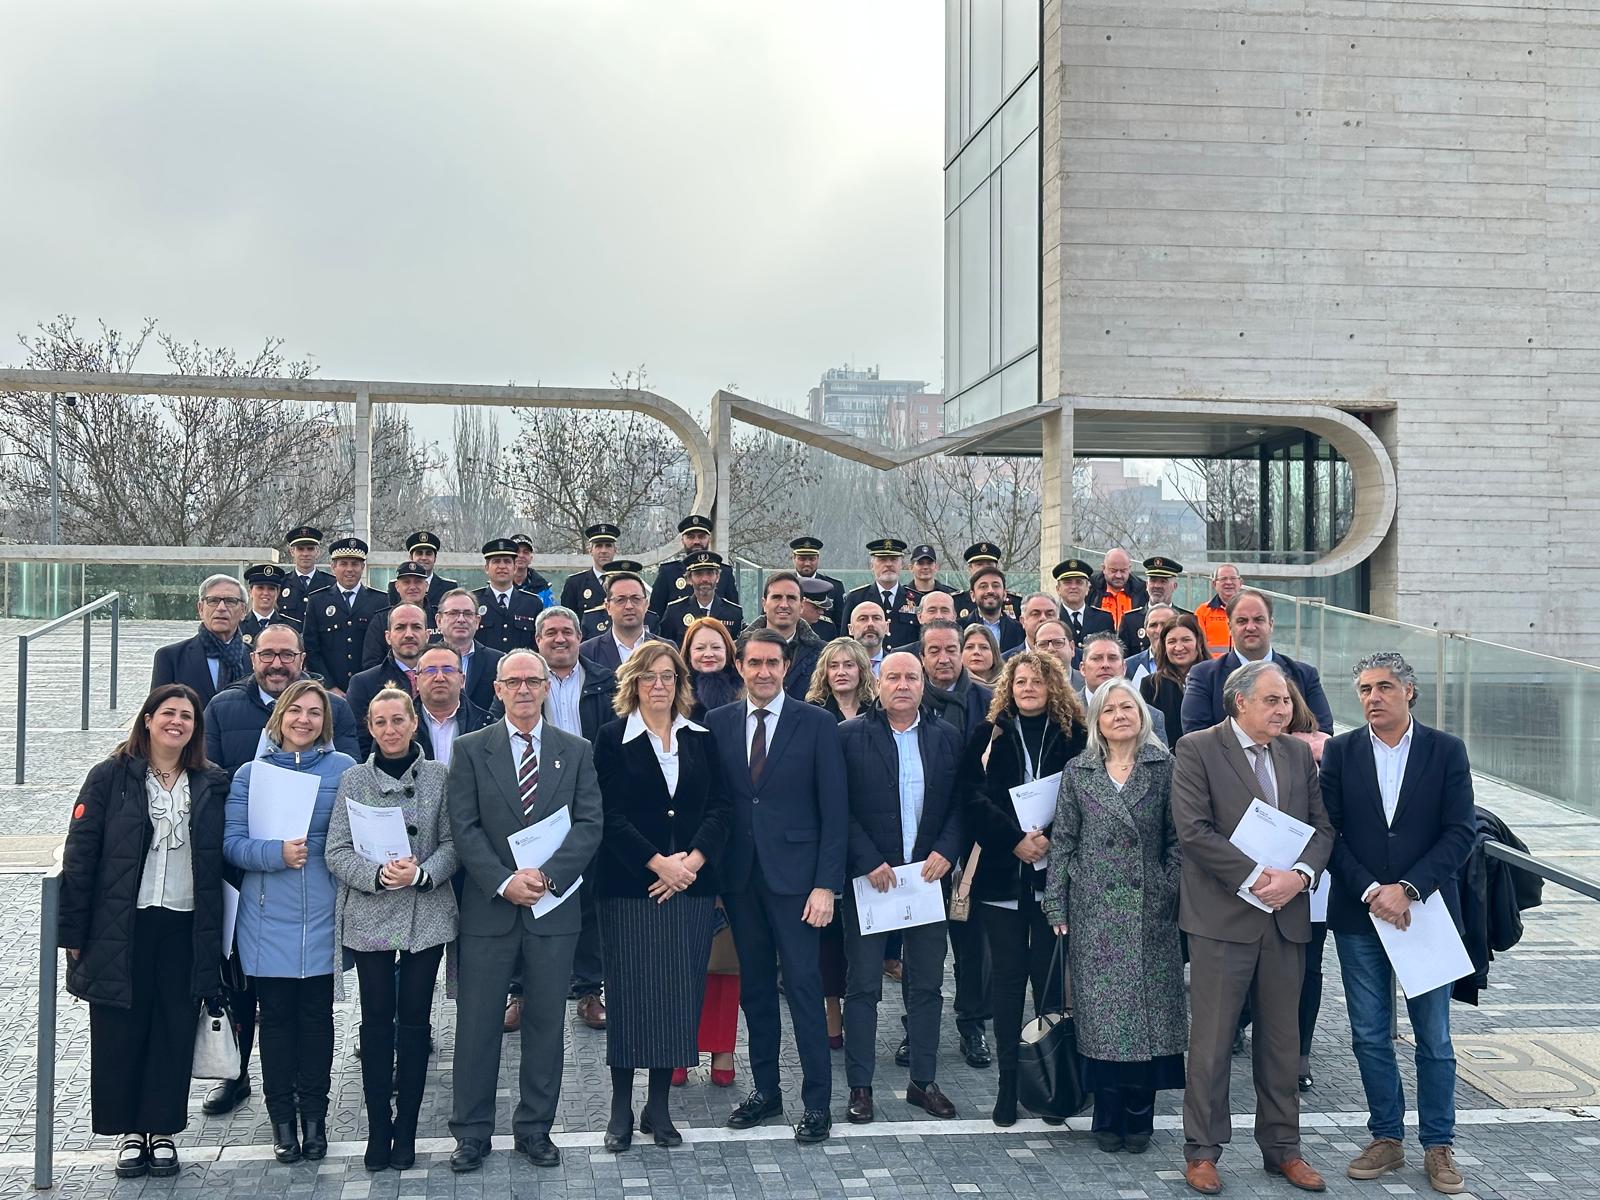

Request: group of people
left=58, top=524, right=1478, bottom=1197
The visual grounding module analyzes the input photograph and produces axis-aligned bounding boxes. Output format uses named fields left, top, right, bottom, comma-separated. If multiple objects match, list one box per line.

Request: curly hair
left=985, top=649, right=1085, bottom=731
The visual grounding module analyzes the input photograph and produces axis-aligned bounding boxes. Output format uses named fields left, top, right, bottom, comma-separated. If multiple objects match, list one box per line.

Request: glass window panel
left=970, top=0, right=1003, bottom=134
left=999, top=130, right=1039, bottom=363
left=1001, top=351, right=1039, bottom=411
left=945, top=214, right=960, bottom=396
left=1001, top=0, right=1040, bottom=96
left=1000, top=71, right=1039, bottom=158
left=989, top=174, right=1002, bottom=371
left=958, top=180, right=991, bottom=390
left=946, top=0, right=963, bottom=159
left=957, top=122, right=994, bottom=205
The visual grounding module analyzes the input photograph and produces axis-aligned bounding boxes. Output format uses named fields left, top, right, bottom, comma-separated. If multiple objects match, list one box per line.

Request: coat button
left=667, top=810, right=676, bottom=818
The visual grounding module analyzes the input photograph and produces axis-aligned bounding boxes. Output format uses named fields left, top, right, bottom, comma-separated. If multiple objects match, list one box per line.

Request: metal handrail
left=14, top=591, right=121, bottom=784
left=1484, top=840, right=1600, bottom=902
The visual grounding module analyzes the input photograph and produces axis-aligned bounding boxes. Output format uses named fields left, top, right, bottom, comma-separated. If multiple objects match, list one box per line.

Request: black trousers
left=843, top=896, right=946, bottom=1089
left=979, top=895, right=1061, bottom=1075
left=255, top=974, right=335, bottom=1124
left=352, top=945, right=444, bottom=1026
left=1093, top=1087, right=1156, bottom=1136
left=89, top=907, right=196, bottom=1135
left=571, top=870, right=605, bottom=997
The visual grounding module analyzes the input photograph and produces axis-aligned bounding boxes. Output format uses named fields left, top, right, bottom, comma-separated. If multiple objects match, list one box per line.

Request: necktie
left=517, top=732, right=540, bottom=821
left=749, top=709, right=769, bottom=786
left=498, top=592, right=509, bottom=609
left=343, top=589, right=356, bottom=611
left=1069, top=612, right=1083, bottom=639
left=402, top=667, right=416, bottom=694
left=881, top=589, right=893, bottom=611
left=1250, top=744, right=1278, bottom=808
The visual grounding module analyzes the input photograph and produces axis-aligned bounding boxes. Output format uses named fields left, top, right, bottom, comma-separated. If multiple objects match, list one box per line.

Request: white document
left=1010, top=772, right=1063, bottom=872
left=345, top=799, right=413, bottom=865
left=246, top=760, right=319, bottom=841
left=851, top=862, right=947, bottom=933
left=221, top=882, right=240, bottom=959
left=508, top=807, right=580, bottom=919
left=1309, top=871, right=1331, bottom=923
left=1229, top=799, right=1315, bottom=912
left=1370, top=893, right=1474, bottom=999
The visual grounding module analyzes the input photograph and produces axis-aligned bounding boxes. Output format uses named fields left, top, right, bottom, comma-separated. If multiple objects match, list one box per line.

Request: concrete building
left=887, top=390, right=946, bottom=447
left=944, top=0, right=1600, bottom=659
left=807, top=365, right=929, bottom=441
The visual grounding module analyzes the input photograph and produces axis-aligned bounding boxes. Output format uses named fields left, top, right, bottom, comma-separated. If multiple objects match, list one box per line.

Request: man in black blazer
left=302, top=537, right=389, bottom=693
left=434, top=587, right=503, bottom=712
left=345, top=604, right=429, bottom=758
left=705, top=628, right=847, bottom=1144
left=1181, top=590, right=1334, bottom=736
left=1320, top=652, right=1476, bottom=1194
left=649, top=513, right=740, bottom=618
left=579, top=569, right=666, bottom=671
left=1116, top=556, right=1189, bottom=657
left=277, top=525, right=335, bottom=627
left=152, top=573, right=251, bottom=707
left=1051, top=558, right=1116, bottom=659
left=838, top=652, right=965, bottom=1125
left=842, top=538, right=918, bottom=635
left=957, top=565, right=1026, bottom=653
left=388, top=530, right=459, bottom=614
left=790, top=535, right=847, bottom=623
left=414, top=644, right=490, bottom=766
left=363, top=562, right=439, bottom=669
left=659, top=550, right=745, bottom=646
left=559, top=522, right=620, bottom=613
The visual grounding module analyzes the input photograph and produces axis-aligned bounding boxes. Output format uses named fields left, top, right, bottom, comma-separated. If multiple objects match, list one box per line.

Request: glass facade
left=944, top=0, right=1040, bottom=431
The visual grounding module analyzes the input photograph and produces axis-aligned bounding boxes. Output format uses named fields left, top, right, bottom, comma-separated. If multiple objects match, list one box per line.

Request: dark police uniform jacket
left=474, top=585, right=543, bottom=654
left=649, top=556, right=740, bottom=618
left=560, top=568, right=608, bottom=614
left=277, top=568, right=335, bottom=627
left=841, top=581, right=920, bottom=650
left=239, top=610, right=301, bottom=650
left=659, top=594, right=745, bottom=647
left=303, top=583, right=389, bottom=691
left=386, top=575, right=456, bottom=619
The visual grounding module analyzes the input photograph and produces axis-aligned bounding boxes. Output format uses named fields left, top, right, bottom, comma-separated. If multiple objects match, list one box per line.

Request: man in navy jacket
left=705, top=628, right=846, bottom=1145
left=152, top=573, right=252, bottom=707
left=1320, top=652, right=1476, bottom=1194
left=1181, top=589, right=1333, bottom=735
left=838, top=652, right=965, bottom=1125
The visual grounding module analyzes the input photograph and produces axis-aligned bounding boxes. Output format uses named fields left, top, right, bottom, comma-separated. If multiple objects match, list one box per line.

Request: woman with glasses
left=593, top=644, right=732, bottom=1151
left=326, top=686, right=459, bottom=1171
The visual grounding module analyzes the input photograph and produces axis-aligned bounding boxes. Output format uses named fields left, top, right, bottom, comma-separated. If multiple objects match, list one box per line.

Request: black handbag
left=1015, top=937, right=1089, bottom=1119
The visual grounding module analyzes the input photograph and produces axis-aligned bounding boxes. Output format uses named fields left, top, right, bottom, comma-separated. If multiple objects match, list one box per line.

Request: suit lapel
left=480, top=721, right=524, bottom=826
left=1392, top=723, right=1432, bottom=826
left=1219, top=724, right=1267, bottom=803
left=535, top=727, right=570, bottom=819
left=760, top=700, right=801, bottom=776
left=1350, top=727, right=1382, bottom=819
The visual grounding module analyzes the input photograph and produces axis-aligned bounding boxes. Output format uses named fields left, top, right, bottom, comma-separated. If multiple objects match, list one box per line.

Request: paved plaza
left=2, top=620, right=1599, bottom=1198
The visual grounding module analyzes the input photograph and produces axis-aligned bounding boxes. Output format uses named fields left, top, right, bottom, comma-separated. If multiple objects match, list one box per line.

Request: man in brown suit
left=1171, top=660, right=1334, bottom=1195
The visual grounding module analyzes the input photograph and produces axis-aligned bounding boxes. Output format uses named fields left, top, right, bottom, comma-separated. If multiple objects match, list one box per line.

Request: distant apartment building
left=808, top=365, right=937, bottom=446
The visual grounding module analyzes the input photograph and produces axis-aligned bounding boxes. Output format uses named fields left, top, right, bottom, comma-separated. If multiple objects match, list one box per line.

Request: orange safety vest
left=1195, top=597, right=1231, bottom=658
left=1097, top=588, right=1136, bottom=627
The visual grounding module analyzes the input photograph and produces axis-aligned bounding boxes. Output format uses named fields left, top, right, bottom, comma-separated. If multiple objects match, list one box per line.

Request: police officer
left=1116, top=555, right=1189, bottom=657
left=842, top=538, right=920, bottom=649
left=1052, top=558, right=1115, bottom=649
left=907, top=544, right=957, bottom=601
left=799, top=577, right=839, bottom=642
left=278, top=525, right=335, bottom=626
left=302, top=537, right=389, bottom=693
left=659, top=550, right=745, bottom=645
left=559, top=522, right=620, bottom=612
left=362, top=561, right=436, bottom=670
left=238, top=562, right=298, bottom=651
left=390, top=530, right=459, bottom=614
left=790, top=536, right=846, bottom=624
left=476, top=537, right=544, bottom=653
left=956, top=542, right=1022, bottom=622
left=510, top=532, right=555, bottom=605
left=648, top=513, right=740, bottom=617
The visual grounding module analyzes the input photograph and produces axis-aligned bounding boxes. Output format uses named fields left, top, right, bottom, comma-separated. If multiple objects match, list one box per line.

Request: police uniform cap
left=1052, top=558, right=1093, bottom=581
left=798, top=576, right=834, bottom=609
left=329, top=537, right=368, bottom=560
left=789, top=536, right=824, bottom=553
left=404, top=531, right=441, bottom=553
left=1143, top=555, right=1183, bottom=577
left=684, top=550, right=724, bottom=572
left=910, top=544, right=939, bottom=563
left=603, top=560, right=645, bottom=578
left=678, top=514, right=713, bottom=535
left=286, top=525, right=323, bottom=547
left=482, top=538, right=519, bottom=559
left=585, top=522, right=621, bottom=543
left=964, top=541, right=1002, bottom=565
left=395, top=561, right=429, bottom=579
left=511, top=533, right=535, bottom=550
left=244, top=562, right=287, bottom=585
left=866, top=537, right=908, bottom=558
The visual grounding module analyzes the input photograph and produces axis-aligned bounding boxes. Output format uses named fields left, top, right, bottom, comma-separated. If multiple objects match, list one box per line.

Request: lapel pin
left=554, top=760, right=562, bottom=770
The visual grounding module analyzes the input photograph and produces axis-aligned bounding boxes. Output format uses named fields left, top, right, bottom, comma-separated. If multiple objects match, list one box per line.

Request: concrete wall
left=1043, top=0, right=1600, bottom=659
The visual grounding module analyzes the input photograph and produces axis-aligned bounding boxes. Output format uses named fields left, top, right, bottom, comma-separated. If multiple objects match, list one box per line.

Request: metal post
left=80, top=614, right=91, bottom=731
left=1434, top=629, right=1446, bottom=730
left=110, top=594, right=120, bottom=710
left=1292, top=597, right=1303, bottom=660
left=14, top=638, right=27, bottom=785
left=48, top=395, right=59, bottom=545
left=35, top=871, right=60, bottom=1190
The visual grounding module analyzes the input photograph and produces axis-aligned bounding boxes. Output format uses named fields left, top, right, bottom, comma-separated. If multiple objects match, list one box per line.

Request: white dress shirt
left=1229, top=719, right=1315, bottom=892
left=623, top=710, right=706, bottom=798
left=138, top=772, right=195, bottom=911
left=744, top=689, right=787, bottom=762
left=1361, top=720, right=1417, bottom=903
left=422, top=703, right=460, bottom=766
left=611, top=629, right=648, bottom=664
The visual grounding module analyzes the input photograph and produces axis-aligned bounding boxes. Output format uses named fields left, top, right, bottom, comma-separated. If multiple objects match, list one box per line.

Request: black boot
left=639, top=1067, right=682, bottom=1147
left=992, top=1070, right=1018, bottom=1127
left=300, top=1116, right=328, bottom=1161
left=361, top=1019, right=396, bottom=1171
left=391, top=1024, right=431, bottom=1170
left=272, top=1120, right=302, bottom=1165
left=605, top=1067, right=635, bottom=1153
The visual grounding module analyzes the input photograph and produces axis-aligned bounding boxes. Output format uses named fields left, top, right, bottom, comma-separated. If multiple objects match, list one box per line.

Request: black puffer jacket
left=59, top=755, right=230, bottom=1009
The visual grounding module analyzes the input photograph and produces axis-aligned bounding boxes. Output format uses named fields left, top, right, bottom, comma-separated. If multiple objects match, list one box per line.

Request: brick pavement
left=3, top=620, right=1599, bottom=1198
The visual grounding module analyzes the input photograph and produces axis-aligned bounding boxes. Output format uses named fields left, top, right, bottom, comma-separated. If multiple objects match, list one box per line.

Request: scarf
left=197, top=623, right=248, bottom=687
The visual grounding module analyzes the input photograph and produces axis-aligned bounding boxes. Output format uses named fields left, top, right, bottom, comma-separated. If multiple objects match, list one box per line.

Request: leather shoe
left=639, top=1111, right=683, bottom=1148
left=906, top=1081, right=957, bottom=1118
left=203, top=1075, right=252, bottom=1116
left=271, top=1121, right=302, bottom=1166
left=577, top=992, right=607, bottom=1030
left=1298, top=1072, right=1314, bottom=1092
left=300, top=1117, right=328, bottom=1161
left=847, top=1086, right=874, bottom=1124
left=1095, top=1131, right=1124, bottom=1153
left=450, top=1137, right=490, bottom=1173
left=1124, top=1132, right=1151, bottom=1155
left=726, top=1089, right=782, bottom=1129
left=1184, top=1159, right=1222, bottom=1194
left=1267, top=1158, right=1326, bottom=1192
left=503, top=996, right=522, bottom=1033
left=960, top=1032, right=992, bottom=1068
left=794, top=1108, right=832, bottom=1144
left=516, top=1133, right=561, bottom=1167
left=883, top=959, right=903, bottom=982
left=894, top=1037, right=910, bottom=1067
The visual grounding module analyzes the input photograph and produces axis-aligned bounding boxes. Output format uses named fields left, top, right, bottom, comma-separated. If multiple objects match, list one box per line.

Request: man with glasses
left=435, top=587, right=503, bottom=712
left=1007, top=592, right=1075, bottom=665
left=1181, top=589, right=1334, bottom=736
left=579, top=568, right=663, bottom=671
left=303, top=536, right=388, bottom=693
left=346, top=604, right=431, bottom=758
left=447, top=651, right=603, bottom=1173
left=414, top=644, right=488, bottom=766
left=477, top=538, right=544, bottom=654
left=152, top=573, right=251, bottom=705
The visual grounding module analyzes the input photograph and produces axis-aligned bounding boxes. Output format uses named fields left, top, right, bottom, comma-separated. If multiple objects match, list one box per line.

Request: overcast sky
left=0, top=1, right=944, bottom=440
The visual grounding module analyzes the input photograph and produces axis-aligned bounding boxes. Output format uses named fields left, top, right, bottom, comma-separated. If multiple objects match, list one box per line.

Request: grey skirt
left=599, top=895, right=716, bottom=1069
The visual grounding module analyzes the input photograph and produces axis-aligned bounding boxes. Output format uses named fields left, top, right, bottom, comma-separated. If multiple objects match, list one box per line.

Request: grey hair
left=1353, top=651, right=1419, bottom=708
left=1080, top=630, right=1124, bottom=660
left=1222, top=659, right=1288, bottom=717
left=497, top=649, right=550, bottom=680
left=1022, top=591, right=1057, bottom=610
left=1082, top=676, right=1155, bottom=763
left=198, top=573, right=244, bottom=603
left=535, top=605, right=582, bottom=637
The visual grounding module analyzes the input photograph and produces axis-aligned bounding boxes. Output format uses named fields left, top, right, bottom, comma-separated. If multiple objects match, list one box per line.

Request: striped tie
left=517, top=732, right=539, bottom=821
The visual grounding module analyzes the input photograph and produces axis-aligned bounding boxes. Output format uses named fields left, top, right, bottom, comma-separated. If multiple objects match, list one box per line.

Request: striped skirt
left=599, top=895, right=717, bottom=1068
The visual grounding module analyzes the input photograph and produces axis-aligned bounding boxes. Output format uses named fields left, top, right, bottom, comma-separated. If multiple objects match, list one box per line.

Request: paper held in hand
left=345, top=799, right=412, bottom=866
left=508, top=807, right=581, bottom=918
left=246, top=761, right=319, bottom=841
left=851, top=862, right=946, bottom=933
left=1370, top=893, right=1474, bottom=998
left=1010, top=772, right=1062, bottom=872
left=1229, top=798, right=1315, bottom=913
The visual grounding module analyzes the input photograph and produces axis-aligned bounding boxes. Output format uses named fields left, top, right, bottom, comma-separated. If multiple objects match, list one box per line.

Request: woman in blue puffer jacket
left=224, top=679, right=355, bottom=1167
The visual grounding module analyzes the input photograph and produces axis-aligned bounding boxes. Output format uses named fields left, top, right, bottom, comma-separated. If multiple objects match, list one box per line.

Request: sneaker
left=1423, top=1146, right=1464, bottom=1195
left=1346, top=1137, right=1405, bottom=1180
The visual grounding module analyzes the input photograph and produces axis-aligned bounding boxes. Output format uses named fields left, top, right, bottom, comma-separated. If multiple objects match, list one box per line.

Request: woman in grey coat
left=1043, top=677, right=1185, bottom=1155
left=326, top=686, right=458, bottom=1173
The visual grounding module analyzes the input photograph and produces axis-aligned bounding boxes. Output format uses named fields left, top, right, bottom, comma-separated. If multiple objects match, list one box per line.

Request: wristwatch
left=1293, top=867, right=1314, bottom=890
left=1399, top=880, right=1421, bottom=901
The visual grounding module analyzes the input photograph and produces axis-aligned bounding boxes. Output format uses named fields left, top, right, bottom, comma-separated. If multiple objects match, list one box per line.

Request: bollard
left=110, top=595, right=120, bottom=710
left=80, top=614, right=91, bottom=730
left=35, top=871, right=60, bottom=1190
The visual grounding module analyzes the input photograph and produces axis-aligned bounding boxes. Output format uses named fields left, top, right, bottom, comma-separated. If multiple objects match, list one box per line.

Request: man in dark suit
left=790, top=535, right=847, bottom=623
left=958, top=565, right=1026, bottom=654
left=277, top=525, right=335, bottom=627
left=345, top=604, right=430, bottom=758
left=579, top=568, right=665, bottom=672
left=446, top=649, right=602, bottom=1173
left=362, top=562, right=436, bottom=670
left=1117, top=556, right=1189, bottom=657
left=559, top=522, right=620, bottom=613
left=1181, top=590, right=1334, bottom=736
left=414, top=643, right=489, bottom=766
left=838, top=652, right=966, bottom=1124
left=746, top=571, right=825, bottom=700
left=578, top=560, right=659, bottom=639
left=152, top=573, right=251, bottom=707
left=659, top=550, right=745, bottom=645
left=649, top=513, right=740, bottom=618
left=302, top=537, right=389, bottom=693
left=1321, top=652, right=1476, bottom=1195
left=705, top=628, right=846, bottom=1144
left=388, top=531, right=459, bottom=614
left=1171, top=660, right=1333, bottom=1195
left=239, top=562, right=299, bottom=649
left=1052, top=558, right=1115, bottom=658
left=434, top=587, right=503, bottom=712
left=475, top=538, right=544, bottom=655
left=842, top=538, right=918, bottom=638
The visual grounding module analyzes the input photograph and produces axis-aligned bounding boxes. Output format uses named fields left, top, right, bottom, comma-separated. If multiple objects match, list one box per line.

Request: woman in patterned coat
left=1043, top=676, right=1185, bottom=1155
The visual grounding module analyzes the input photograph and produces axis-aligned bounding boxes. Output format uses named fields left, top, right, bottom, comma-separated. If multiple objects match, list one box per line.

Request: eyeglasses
left=499, top=676, right=547, bottom=691
left=1035, top=637, right=1069, bottom=650
left=417, top=665, right=461, bottom=677
left=201, top=596, right=244, bottom=609
left=254, top=649, right=302, bottom=663
left=438, top=609, right=477, bottom=620
left=608, top=594, right=646, bottom=606
left=639, top=671, right=678, bottom=687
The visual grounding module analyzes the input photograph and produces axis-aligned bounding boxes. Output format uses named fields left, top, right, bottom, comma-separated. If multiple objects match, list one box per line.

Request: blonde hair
left=806, top=637, right=877, bottom=707
left=264, top=678, right=335, bottom=749
left=612, top=642, right=694, bottom=719
left=365, top=685, right=417, bottom=730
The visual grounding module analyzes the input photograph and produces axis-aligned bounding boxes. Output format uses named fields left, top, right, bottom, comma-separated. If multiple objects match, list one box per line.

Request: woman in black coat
left=59, top=683, right=230, bottom=1180
left=682, top=616, right=742, bottom=722
left=594, top=643, right=732, bottom=1152
left=1139, top=613, right=1206, bottom=748
left=961, top=651, right=1087, bottom=1127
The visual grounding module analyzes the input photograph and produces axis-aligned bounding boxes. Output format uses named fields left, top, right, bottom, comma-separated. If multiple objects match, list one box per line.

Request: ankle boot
left=300, top=1116, right=328, bottom=1161
left=390, top=1024, right=432, bottom=1170
left=361, top=1020, right=396, bottom=1170
left=271, top=1120, right=302, bottom=1165
left=992, top=1071, right=1018, bottom=1127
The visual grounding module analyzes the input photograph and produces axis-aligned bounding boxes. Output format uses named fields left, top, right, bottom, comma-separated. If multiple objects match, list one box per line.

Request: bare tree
left=1165, top=457, right=1259, bottom=552
left=445, top=406, right=516, bottom=548
left=725, top=431, right=814, bottom=562
left=364, top=406, right=440, bottom=546
left=867, top=455, right=1043, bottom=568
